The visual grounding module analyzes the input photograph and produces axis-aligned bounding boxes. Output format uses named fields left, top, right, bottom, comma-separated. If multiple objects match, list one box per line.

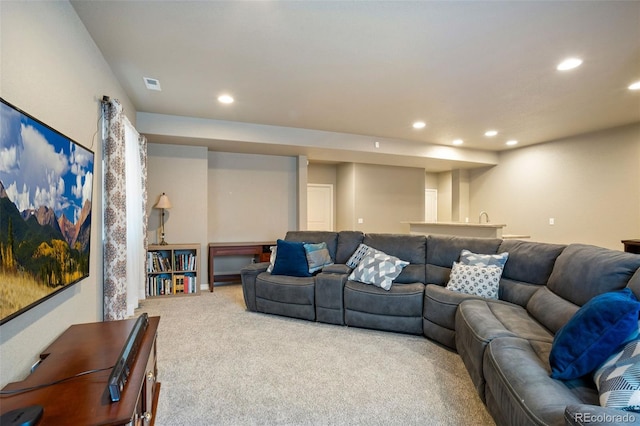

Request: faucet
left=479, top=211, right=490, bottom=224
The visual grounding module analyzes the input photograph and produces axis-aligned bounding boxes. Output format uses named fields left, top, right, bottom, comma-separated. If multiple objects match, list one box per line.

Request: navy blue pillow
left=549, top=288, right=640, bottom=380
left=271, top=239, right=311, bottom=277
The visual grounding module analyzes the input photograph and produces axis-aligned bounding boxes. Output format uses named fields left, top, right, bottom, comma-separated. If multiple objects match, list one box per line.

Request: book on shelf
left=147, top=251, right=171, bottom=273
left=173, top=275, right=185, bottom=294
left=174, top=252, right=197, bottom=271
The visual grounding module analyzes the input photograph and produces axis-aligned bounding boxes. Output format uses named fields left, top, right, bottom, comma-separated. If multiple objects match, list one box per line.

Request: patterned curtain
left=103, top=99, right=128, bottom=320
left=103, top=99, right=149, bottom=320
left=139, top=133, right=148, bottom=299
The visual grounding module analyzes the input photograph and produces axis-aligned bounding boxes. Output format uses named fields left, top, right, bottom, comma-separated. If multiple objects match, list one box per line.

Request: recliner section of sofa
left=455, top=245, right=640, bottom=425
left=253, top=231, right=340, bottom=321
left=343, top=233, right=426, bottom=335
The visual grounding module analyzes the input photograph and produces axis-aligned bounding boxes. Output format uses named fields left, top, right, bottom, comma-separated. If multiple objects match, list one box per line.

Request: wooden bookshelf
left=147, top=244, right=200, bottom=297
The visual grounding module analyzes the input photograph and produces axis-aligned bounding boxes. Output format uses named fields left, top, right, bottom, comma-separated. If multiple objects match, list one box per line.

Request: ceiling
left=71, top=1, right=640, bottom=163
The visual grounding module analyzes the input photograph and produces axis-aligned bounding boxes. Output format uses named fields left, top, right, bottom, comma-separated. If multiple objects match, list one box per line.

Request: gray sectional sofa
left=241, top=231, right=640, bottom=426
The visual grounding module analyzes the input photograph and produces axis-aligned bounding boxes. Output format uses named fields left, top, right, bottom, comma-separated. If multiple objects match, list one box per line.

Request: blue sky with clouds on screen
left=0, top=101, right=94, bottom=225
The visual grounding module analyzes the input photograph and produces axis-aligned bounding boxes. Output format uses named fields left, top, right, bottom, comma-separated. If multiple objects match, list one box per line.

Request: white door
left=307, top=184, right=334, bottom=231
left=425, top=189, right=438, bottom=222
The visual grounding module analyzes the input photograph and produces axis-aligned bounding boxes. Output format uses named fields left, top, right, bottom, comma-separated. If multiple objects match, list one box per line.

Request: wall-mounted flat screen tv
left=0, top=97, right=94, bottom=325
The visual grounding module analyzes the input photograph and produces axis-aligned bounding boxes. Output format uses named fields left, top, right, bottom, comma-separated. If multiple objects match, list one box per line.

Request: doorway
left=307, top=184, right=334, bottom=231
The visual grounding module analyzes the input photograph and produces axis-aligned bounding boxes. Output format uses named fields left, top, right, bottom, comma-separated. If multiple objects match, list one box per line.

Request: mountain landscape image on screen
left=0, top=98, right=94, bottom=323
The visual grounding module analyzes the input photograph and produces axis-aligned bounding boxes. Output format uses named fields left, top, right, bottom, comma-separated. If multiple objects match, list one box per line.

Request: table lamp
left=154, top=193, right=172, bottom=245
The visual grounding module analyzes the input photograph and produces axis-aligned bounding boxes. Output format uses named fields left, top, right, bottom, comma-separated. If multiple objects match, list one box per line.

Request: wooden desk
left=208, top=242, right=274, bottom=292
left=0, top=317, right=160, bottom=426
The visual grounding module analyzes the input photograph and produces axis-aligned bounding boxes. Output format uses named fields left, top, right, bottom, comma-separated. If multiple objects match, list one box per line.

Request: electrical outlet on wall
left=358, top=218, right=364, bottom=224
left=549, top=218, right=555, bottom=225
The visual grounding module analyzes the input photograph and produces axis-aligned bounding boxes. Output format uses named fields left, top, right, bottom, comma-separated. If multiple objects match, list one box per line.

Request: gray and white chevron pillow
left=346, top=243, right=372, bottom=269
left=594, top=338, right=640, bottom=412
left=348, top=248, right=409, bottom=291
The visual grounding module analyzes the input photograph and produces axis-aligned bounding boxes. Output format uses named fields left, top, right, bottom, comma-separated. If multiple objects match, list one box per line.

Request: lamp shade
left=154, top=193, right=172, bottom=209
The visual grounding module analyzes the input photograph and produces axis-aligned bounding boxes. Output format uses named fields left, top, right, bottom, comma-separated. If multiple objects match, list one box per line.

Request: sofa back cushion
left=527, top=286, right=579, bottom=334
left=498, top=240, right=566, bottom=306
left=362, top=233, right=426, bottom=284
left=425, top=235, right=502, bottom=285
left=285, top=231, right=339, bottom=262
left=547, top=244, right=640, bottom=307
left=363, top=233, right=426, bottom=264
left=336, top=231, right=365, bottom=264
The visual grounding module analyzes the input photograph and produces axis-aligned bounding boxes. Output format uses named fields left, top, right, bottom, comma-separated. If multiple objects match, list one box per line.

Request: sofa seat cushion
left=455, top=299, right=553, bottom=400
left=484, top=336, right=598, bottom=426
left=344, top=280, right=425, bottom=334
left=255, top=272, right=315, bottom=320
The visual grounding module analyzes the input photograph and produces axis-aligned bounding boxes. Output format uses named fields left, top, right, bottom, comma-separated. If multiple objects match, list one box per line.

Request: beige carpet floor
left=135, top=284, right=495, bottom=426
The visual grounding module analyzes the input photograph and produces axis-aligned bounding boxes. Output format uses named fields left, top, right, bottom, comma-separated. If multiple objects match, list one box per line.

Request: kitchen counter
left=403, top=221, right=508, bottom=239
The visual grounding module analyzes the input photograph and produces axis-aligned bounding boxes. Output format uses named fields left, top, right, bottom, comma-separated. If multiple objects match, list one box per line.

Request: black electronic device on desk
left=107, top=313, right=149, bottom=402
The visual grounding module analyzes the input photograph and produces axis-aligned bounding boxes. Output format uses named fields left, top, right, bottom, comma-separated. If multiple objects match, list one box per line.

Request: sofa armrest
left=315, top=269, right=349, bottom=325
left=564, top=404, right=640, bottom=426
left=322, top=264, right=351, bottom=274
left=240, top=262, right=269, bottom=312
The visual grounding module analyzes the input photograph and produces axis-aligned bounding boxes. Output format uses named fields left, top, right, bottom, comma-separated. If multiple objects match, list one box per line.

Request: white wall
left=334, top=163, right=424, bottom=233
left=469, top=123, right=640, bottom=249
left=0, top=1, right=133, bottom=387
left=207, top=151, right=297, bottom=276
left=146, top=144, right=209, bottom=279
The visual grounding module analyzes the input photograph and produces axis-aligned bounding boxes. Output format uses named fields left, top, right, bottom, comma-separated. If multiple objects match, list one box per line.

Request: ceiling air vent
left=143, top=77, right=162, bottom=91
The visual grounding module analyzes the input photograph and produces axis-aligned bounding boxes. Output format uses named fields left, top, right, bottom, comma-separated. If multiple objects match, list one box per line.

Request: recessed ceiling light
left=218, top=94, right=234, bottom=104
left=412, top=121, right=426, bottom=129
left=506, top=140, right=518, bottom=146
left=629, top=81, right=640, bottom=91
left=452, top=139, right=464, bottom=146
left=557, top=58, right=583, bottom=71
left=484, top=130, right=498, bottom=137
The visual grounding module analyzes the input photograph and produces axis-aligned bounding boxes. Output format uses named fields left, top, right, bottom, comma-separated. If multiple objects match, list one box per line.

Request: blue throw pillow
left=549, top=288, right=640, bottom=380
left=271, top=239, right=312, bottom=277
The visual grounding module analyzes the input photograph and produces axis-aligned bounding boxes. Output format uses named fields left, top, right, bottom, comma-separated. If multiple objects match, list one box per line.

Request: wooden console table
left=0, top=316, right=161, bottom=426
left=208, top=242, right=274, bottom=291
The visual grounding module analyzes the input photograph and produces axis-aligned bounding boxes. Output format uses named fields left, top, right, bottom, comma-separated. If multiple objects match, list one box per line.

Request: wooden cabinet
left=0, top=317, right=161, bottom=426
left=147, top=244, right=200, bottom=297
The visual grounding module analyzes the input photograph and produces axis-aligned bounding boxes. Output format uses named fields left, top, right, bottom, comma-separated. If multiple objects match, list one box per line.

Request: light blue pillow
left=549, top=288, right=640, bottom=380
left=304, top=242, right=333, bottom=273
left=459, top=249, right=509, bottom=269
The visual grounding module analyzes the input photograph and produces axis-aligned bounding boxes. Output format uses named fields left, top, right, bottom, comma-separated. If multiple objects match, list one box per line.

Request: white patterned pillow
left=346, top=243, right=372, bottom=268
left=348, top=248, right=409, bottom=291
left=266, top=246, right=277, bottom=273
left=594, top=339, right=640, bottom=411
left=460, top=249, right=509, bottom=269
left=446, top=262, right=501, bottom=299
